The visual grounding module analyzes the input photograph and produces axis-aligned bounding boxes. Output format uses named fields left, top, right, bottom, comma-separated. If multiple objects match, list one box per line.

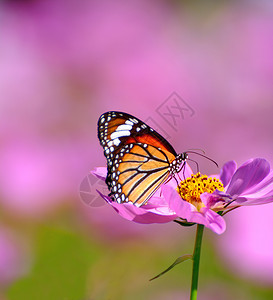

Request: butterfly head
left=170, top=152, right=188, bottom=175
left=177, top=152, right=188, bottom=162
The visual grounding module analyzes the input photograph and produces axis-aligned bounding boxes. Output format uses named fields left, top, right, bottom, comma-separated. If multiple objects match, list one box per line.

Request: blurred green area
left=5, top=218, right=273, bottom=300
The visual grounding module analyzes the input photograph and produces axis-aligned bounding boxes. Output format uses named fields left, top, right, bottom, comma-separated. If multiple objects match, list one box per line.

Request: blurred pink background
left=0, top=0, right=273, bottom=299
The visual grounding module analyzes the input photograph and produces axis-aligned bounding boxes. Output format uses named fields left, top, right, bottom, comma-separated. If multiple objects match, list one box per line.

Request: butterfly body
left=97, top=111, right=187, bottom=207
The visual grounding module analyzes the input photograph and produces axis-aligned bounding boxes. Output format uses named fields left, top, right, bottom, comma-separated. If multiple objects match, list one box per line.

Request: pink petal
left=226, top=171, right=273, bottom=206
left=91, top=167, right=107, bottom=181
left=162, top=185, right=226, bottom=234
left=199, top=208, right=226, bottom=234
left=200, top=192, right=227, bottom=210
left=241, top=170, right=273, bottom=197
left=233, top=195, right=273, bottom=206
left=227, top=158, right=270, bottom=196
left=162, top=185, right=192, bottom=220
left=96, top=190, right=176, bottom=224
left=220, top=160, right=237, bottom=187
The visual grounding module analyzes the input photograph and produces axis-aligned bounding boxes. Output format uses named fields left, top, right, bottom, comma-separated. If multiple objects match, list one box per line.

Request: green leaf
left=150, top=254, right=192, bottom=281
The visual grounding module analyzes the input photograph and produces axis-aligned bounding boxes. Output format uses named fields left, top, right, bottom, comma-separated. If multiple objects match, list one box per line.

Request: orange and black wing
left=97, top=111, right=177, bottom=206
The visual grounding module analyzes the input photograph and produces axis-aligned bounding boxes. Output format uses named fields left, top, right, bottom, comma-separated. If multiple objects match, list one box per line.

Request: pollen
left=177, top=172, right=224, bottom=211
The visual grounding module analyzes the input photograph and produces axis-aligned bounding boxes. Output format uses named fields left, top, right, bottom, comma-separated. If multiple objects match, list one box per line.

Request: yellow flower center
left=177, top=172, right=225, bottom=211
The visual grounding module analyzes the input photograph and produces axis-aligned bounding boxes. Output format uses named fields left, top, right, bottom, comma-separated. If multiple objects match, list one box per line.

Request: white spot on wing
left=110, top=130, right=131, bottom=139
left=107, top=140, right=113, bottom=147
left=113, top=138, right=121, bottom=146
left=116, top=124, right=132, bottom=131
left=130, top=118, right=138, bottom=124
left=125, top=120, right=134, bottom=126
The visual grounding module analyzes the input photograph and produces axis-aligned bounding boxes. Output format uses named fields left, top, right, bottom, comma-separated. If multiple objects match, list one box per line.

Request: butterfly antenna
left=186, top=150, right=219, bottom=168
left=187, top=148, right=206, bottom=155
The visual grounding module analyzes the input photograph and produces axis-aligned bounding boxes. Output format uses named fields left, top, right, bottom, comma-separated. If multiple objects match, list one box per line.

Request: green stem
left=190, top=224, right=204, bottom=300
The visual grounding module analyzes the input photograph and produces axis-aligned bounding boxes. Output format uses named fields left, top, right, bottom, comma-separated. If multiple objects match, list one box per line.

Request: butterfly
left=97, top=111, right=188, bottom=207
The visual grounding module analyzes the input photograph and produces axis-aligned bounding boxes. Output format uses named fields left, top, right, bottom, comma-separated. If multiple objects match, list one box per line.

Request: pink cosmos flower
left=92, top=158, right=273, bottom=235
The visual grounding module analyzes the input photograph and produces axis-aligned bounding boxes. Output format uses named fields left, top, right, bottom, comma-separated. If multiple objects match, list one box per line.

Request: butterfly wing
left=97, top=111, right=178, bottom=206
left=113, top=143, right=176, bottom=206
left=98, top=111, right=177, bottom=155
